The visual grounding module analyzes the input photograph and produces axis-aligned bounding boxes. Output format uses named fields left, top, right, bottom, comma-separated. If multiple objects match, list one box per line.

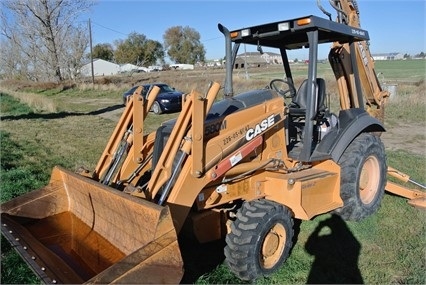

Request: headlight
left=278, top=22, right=289, bottom=31
left=241, top=29, right=251, bottom=37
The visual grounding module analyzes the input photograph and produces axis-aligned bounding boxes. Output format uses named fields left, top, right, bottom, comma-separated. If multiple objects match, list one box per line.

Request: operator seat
left=288, top=78, right=326, bottom=117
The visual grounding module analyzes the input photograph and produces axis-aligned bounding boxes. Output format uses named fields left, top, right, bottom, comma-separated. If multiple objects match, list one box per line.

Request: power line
left=90, top=20, right=129, bottom=36
left=202, top=36, right=222, bottom=42
left=90, top=20, right=222, bottom=45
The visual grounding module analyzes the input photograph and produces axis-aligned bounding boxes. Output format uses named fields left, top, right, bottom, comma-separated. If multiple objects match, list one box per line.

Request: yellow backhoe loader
left=1, top=0, right=425, bottom=283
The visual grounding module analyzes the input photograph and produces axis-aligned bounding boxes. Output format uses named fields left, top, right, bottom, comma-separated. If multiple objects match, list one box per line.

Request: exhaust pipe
left=218, top=23, right=238, bottom=98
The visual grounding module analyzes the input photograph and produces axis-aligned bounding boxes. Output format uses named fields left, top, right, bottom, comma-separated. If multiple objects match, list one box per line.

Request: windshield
left=158, top=85, right=175, bottom=92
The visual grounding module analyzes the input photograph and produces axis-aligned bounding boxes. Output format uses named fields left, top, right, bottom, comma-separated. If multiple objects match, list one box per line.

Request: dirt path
left=381, top=122, right=425, bottom=156
left=97, top=103, right=124, bottom=121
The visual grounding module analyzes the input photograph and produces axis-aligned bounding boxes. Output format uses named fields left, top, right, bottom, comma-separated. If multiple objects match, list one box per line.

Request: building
left=120, top=63, right=140, bottom=73
left=372, top=52, right=404, bottom=61
left=170, top=64, right=195, bottom=70
left=234, top=52, right=283, bottom=69
left=80, top=59, right=121, bottom=77
left=205, top=59, right=223, bottom=67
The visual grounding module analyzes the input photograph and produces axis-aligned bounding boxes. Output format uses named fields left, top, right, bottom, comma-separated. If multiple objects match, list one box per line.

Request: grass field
left=1, top=59, right=425, bottom=284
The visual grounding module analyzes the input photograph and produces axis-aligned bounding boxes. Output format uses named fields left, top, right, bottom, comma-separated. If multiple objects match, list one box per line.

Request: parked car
left=122, top=83, right=184, bottom=114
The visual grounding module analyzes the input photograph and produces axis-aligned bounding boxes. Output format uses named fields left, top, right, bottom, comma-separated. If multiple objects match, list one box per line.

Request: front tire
left=335, top=133, right=386, bottom=221
left=224, top=199, right=294, bottom=281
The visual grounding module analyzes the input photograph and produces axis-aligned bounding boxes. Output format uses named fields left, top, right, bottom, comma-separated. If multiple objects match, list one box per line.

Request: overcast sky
left=82, top=0, right=426, bottom=60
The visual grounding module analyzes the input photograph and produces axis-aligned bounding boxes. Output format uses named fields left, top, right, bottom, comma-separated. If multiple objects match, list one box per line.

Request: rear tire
left=152, top=101, right=162, bottom=114
left=224, top=199, right=294, bottom=281
left=335, top=133, right=386, bottom=221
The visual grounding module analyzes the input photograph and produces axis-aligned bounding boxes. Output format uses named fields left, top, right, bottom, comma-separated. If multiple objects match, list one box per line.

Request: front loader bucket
left=1, top=166, right=184, bottom=284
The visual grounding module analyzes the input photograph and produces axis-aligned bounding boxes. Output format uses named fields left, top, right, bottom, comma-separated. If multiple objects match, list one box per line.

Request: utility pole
left=89, top=18, right=95, bottom=84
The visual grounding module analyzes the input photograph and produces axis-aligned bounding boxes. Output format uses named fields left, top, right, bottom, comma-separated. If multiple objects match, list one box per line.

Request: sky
left=82, top=0, right=426, bottom=61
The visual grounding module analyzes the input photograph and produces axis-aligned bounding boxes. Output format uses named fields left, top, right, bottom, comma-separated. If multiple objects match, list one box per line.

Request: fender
left=316, top=108, right=385, bottom=162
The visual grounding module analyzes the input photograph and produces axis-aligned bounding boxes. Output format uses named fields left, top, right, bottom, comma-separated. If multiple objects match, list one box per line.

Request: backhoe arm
left=325, top=1, right=425, bottom=209
left=328, top=0, right=389, bottom=121
left=386, top=167, right=426, bottom=209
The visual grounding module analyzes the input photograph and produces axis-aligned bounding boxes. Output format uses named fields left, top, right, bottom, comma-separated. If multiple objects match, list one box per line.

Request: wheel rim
left=359, top=155, right=380, bottom=204
left=261, top=223, right=286, bottom=269
left=153, top=103, right=160, bottom=114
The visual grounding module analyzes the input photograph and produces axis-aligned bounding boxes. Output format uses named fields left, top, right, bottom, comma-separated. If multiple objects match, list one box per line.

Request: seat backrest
left=292, top=78, right=326, bottom=111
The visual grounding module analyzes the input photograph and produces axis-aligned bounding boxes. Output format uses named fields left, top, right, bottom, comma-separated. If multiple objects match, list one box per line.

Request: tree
left=144, top=39, right=166, bottom=66
left=92, top=43, right=114, bottom=61
left=62, top=25, right=90, bottom=80
left=114, top=32, right=164, bottom=66
left=0, top=0, right=94, bottom=81
left=163, top=26, right=205, bottom=64
left=414, top=52, right=425, bottom=59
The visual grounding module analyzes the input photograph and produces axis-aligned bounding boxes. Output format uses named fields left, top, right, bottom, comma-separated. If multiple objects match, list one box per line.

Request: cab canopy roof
left=229, top=15, right=369, bottom=50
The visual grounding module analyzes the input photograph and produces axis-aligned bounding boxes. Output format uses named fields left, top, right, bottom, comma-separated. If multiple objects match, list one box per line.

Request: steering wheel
left=269, top=79, right=296, bottom=98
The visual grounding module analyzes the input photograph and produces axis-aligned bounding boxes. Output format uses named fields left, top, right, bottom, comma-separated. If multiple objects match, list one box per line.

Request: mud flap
left=1, top=166, right=184, bottom=284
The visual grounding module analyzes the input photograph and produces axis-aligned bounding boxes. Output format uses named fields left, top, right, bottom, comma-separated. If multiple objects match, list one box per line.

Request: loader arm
left=90, top=86, right=160, bottom=186
left=147, top=82, right=220, bottom=203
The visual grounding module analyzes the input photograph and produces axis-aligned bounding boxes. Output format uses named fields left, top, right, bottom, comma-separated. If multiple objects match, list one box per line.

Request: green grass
left=0, top=61, right=425, bottom=284
left=0, top=92, right=33, bottom=115
left=0, top=130, right=48, bottom=284
left=0, top=130, right=63, bottom=202
left=247, top=59, right=426, bottom=84
left=375, top=60, right=426, bottom=82
left=0, top=238, right=40, bottom=285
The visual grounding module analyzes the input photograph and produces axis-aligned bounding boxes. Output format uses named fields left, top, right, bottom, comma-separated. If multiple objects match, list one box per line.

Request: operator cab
left=219, top=14, right=371, bottom=162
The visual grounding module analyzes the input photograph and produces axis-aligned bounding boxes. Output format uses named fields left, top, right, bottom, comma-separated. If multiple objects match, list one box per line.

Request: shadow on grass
left=0, top=104, right=124, bottom=121
left=178, top=236, right=226, bottom=284
left=305, top=214, right=364, bottom=284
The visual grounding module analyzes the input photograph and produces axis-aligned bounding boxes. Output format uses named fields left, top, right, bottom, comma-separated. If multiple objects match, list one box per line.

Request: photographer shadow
left=305, top=214, right=364, bottom=284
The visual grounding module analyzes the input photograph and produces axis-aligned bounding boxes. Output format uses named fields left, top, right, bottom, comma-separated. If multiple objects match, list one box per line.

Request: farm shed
left=234, top=52, right=266, bottom=69
left=80, top=59, right=121, bottom=77
left=372, top=53, right=404, bottom=61
left=170, top=64, right=195, bottom=70
left=234, top=52, right=283, bottom=69
left=120, top=63, right=140, bottom=73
